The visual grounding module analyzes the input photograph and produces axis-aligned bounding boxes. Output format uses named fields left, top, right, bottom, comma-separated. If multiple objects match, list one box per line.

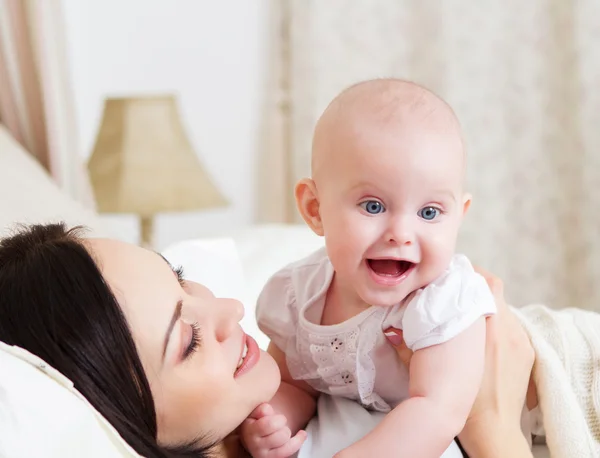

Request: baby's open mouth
left=367, top=259, right=414, bottom=277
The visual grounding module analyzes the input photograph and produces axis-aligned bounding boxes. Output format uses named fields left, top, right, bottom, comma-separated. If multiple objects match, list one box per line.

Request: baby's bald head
left=311, top=79, right=465, bottom=183
left=295, top=79, right=471, bottom=305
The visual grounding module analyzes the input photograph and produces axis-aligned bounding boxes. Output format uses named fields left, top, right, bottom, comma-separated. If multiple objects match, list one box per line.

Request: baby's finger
left=240, top=416, right=256, bottom=434
left=249, top=402, right=274, bottom=420
left=268, top=430, right=307, bottom=458
left=260, top=426, right=292, bottom=450
left=253, top=414, right=288, bottom=437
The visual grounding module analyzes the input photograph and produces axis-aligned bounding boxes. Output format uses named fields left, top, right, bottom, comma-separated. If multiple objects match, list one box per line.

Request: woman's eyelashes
left=173, top=266, right=201, bottom=360
left=183, top=321, right=202, bottom=359
left=173, top=265, right=186, bottom=287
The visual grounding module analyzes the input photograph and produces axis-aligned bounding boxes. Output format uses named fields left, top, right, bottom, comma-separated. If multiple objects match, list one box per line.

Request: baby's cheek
left=325, top=242, right=348, bottom=270
left=424, top=233, right=456, bottom=267
left=429, top=221, right=459, bottom=248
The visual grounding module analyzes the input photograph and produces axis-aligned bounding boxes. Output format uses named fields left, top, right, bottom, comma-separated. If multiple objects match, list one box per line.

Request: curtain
left=264, top=0, right=600, bottom=311
left=256, top=0, right=296, bottom=223
left=0, top=0, right=94, bottom=207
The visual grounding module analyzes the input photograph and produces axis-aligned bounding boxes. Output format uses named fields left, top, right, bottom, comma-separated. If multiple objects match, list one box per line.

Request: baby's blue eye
left=418, top=206, right=440, bottom=221
left=360, top=200, right=385, bottom=214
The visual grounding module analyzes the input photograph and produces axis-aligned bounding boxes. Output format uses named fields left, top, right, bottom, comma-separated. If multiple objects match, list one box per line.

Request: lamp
left=87, top=95, right=227, bottom=246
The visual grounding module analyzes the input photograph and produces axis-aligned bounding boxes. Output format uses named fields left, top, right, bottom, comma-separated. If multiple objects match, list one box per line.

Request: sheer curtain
left=0, top=0, right=94, bottom=206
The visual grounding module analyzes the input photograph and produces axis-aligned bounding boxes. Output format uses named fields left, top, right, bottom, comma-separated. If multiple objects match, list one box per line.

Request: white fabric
left=514, top=304, right=600, bottom=457
left=221, top=224, right=326, bottom=350
left=0, top=125, right=106, bottom=238
left=0, top=3, right=94, bottom=206
left=0, top=342, right=141, bottom=458
left=257, top=248, right=495, bottom=413
left=162, top=237, right=246, bottom=302
left=384, top=254, right=497, bottom=351
left=161, top=237, right=257, bottom=341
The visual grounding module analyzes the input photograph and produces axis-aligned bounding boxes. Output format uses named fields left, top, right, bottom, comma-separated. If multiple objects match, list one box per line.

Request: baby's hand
left=241, top=403, right=307, bottom=458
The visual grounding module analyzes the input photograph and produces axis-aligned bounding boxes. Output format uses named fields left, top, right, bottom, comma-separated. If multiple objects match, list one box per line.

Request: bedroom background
left=1, top=0, right=600, bottom=312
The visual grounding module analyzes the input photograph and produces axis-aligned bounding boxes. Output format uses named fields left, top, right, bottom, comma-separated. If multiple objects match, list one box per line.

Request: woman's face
left=87, top=238, right=280, bottom=447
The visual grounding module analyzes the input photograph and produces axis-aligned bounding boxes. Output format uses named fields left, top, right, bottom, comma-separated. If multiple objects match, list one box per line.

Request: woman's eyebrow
left=163, top=300, right=183, bottom=360
left=156, top=252, right=173, bottom=269
left=155, top=252, right=183, bottom=361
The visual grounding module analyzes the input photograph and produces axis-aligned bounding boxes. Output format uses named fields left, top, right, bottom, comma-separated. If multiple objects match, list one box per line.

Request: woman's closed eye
left=174, top=265, right=186, bottom=287
left=183, top=321, right=202, bottom=359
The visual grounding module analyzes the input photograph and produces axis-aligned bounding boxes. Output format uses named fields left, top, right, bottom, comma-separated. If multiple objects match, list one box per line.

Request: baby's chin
left=358, top=289, right=410, bottom=307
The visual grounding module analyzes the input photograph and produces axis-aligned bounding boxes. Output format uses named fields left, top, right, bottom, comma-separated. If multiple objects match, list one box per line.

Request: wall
left=61, top=0, right=270, bottom=249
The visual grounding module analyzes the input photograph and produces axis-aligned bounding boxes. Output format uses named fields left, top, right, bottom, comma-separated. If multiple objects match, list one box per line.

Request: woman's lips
left=234, top=334, right=260, bottom=378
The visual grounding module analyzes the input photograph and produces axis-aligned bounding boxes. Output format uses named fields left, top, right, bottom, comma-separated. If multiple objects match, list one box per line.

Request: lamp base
left=140, top=216, right=154, bottom=248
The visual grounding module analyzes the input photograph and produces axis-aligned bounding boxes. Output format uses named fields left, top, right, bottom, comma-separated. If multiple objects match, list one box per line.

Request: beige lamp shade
left=88, top=95, right=227, bottom=218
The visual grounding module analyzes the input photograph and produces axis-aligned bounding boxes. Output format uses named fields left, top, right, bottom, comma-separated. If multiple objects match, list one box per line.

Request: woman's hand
left=386, top=268, right=535, bottom=457
left=462, top=268, right=535, bottom=431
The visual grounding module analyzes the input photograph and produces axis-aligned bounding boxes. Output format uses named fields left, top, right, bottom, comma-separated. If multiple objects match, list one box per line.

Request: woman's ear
left=295, top=178, right=324, bottom=236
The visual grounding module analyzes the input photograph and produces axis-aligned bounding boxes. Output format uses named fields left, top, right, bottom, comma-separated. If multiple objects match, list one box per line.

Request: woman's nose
left=214, top=298, right=244, bottom=342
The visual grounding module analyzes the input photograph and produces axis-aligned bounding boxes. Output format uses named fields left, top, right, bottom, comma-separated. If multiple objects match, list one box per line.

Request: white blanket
left=514, top=304, right=600, bottom=458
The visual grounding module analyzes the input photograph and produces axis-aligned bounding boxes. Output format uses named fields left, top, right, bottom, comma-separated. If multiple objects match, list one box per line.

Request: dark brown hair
left=0, top=223, right=216, bottom=457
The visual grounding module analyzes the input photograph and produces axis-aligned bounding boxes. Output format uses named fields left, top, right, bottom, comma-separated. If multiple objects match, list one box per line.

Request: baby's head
left=296, top=79, right=471, bottom=307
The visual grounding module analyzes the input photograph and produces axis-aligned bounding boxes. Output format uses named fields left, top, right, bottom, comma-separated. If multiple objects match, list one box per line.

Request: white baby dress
left=257, top=247, right=497, bottom=412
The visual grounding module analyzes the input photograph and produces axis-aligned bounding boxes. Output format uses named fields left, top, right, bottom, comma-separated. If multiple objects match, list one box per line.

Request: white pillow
left=162, top=237, right=246, bottom=302
left=0, top=342, right=141, bottom=458
left=221, top=225, right=325, bottom=349
left=0, top=126, right=108, bottom=238
left=161, top=237, right=268, bottom=348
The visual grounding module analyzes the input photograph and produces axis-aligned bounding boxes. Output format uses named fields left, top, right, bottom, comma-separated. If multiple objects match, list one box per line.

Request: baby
left=241, top=79, right=496, bottom=458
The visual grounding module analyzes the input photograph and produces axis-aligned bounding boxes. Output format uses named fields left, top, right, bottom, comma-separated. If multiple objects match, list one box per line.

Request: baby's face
left=315, top=115, right=468, bottom=307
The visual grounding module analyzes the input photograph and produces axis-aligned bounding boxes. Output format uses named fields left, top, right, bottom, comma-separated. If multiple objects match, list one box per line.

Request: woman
left=0, top=223, right=534, bottom=457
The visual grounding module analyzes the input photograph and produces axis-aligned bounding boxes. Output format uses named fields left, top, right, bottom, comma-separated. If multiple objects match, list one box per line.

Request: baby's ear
left=295, top=178, right=324, bottom=236
left=462, top=193, right=472, bottom=216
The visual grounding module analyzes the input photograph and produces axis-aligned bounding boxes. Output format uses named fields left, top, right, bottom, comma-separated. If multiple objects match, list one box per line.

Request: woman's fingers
left=474, top=265, right=504, bottom=297
left=474, top=266, right=511, bottom=323
left=384, top=328, right=413, bottom=367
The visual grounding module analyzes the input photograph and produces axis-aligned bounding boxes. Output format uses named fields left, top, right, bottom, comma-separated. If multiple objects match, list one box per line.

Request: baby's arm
left=335, top=317, right=486, bottom=458
left=267, top=342, right=319, bottom=433
left=241, top=342, right=318, bottom=457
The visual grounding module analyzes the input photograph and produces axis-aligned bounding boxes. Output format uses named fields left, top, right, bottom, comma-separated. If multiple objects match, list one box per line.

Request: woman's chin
left=259, top=349, right=282, bottom=399
left=241, top=349, right=281, bottom=409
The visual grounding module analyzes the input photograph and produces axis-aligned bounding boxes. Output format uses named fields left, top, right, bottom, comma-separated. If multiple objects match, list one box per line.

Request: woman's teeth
left=237, top=343, right=248, bottom=369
